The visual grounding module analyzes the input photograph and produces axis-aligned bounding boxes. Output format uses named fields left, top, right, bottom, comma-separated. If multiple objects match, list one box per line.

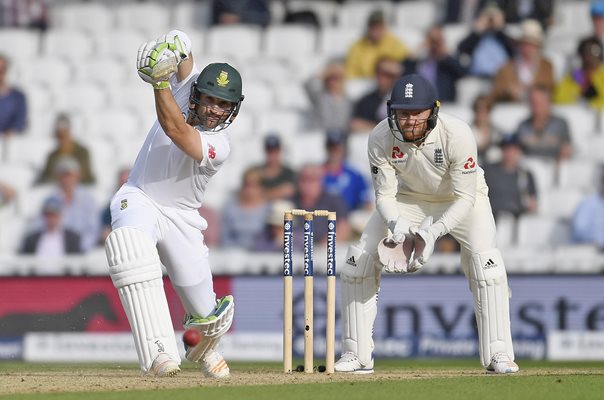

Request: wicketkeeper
left=105, top=30, right=244, bottom=378
left=336, top=74, right=518, bottom=374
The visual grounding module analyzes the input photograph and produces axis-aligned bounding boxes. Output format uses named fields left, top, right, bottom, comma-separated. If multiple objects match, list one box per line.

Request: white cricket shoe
left=150, top=353, right=180, bottom=377
left=334, top=352, right=374, bottom=374
left=201, top=349, right=230, bottom=379
left=486, top=352, right=519, bottom=374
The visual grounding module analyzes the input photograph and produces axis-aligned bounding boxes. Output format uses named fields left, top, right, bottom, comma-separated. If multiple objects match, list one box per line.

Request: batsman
left=336, top=74, right=518, bottom=374
left=104, top=30, right=244, bottom=378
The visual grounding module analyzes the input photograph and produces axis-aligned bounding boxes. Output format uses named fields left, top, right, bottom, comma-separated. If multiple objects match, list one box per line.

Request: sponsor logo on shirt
left=390, top=146, right=408, bottom=164
left=208, top=144, right=216, bottom=160
left=462, top=156, right=476, bottom=174
left=371, top=165, right=378, bottom=174
left=434, top=148, right=443, bottom=166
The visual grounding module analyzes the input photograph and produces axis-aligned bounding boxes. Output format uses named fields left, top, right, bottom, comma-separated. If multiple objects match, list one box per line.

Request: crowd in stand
left=1, top=0, right=604, bottom=263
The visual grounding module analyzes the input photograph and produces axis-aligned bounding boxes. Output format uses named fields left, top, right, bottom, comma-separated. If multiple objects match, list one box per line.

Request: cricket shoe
left=150, top=353, right=180, bottom=377
left=486, top=352, right=519, bottom=374
left=201, top=349, right=230, bottom=379
left=334, top=352, right=374, bottom=374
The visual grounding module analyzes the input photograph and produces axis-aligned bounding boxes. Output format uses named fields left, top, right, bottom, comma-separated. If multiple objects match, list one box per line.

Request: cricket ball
left=182, top=328, right=201, bottom=347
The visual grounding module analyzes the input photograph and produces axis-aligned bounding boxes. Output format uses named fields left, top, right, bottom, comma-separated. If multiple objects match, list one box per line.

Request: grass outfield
left=1, top=359, right=603, bottom=400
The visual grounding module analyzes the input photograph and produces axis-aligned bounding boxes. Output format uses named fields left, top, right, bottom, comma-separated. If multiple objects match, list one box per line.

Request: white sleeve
left=199, top=133, right=230, bottom=171
left=368, top=131, right=399, bottom=224
left=438, top=123, right=478, bottom=232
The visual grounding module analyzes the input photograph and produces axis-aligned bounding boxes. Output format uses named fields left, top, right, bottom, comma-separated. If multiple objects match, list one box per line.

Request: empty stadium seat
left=3, top=136, right=54, bottom=171
left=439, top=104, right=473, bottom=125
left=240, top=81, right=275, bottom=111
left=517, top=215, right=569, bottom=248
left=256, top=109, right=308, bottom=134
left=495, top=213, right=516, bottom=249
left=539, top=187, right=584, bottom=219
left=244, top=57, right=293, bottom=83
left=319, top=26, right=363, bottom=58
left=115, top=3, right=170, bottom=37
left=51, top=2, right=114, bottom=32
left=264, top=25, right=318, bottom=61
left=391, top=26, right=424, bottom=54
left=345, top=78, right=375, bottom=101
left=273, top=82, right=311, bottom=111
left=287, top=131, right=327, bottom=169
left=18, top=57, right=73, bottom=89
left=338, top=1, right=393, bottom=27
left=557, top=159, right=597, bottom=191
left=95, top=29, right=145, bottom=63
left=76, top=59, right=129, bottom=85
left=552, top=105, right=597, bottom=144
left=523, top=157, right=556, bottom=193
left=42, top=29, right=95, bottom=61
left=393, top=1, right=437, bottom=31
left=491, top=103, right=530, bottom=135
left=206, top=25, right=262, bottom=59
left=442, top=24, right=470, bottom=53
left=54, top=82, right=108, bottom=113
left=552, top=245, right=601, bottom=273
left=552, top=1, right=592, bottom=36
left=173, top=1, right=213, bottom=31
left=454, top=77, right=491, bottom=107
left=0, top=28, right=40, bottom=60
left=84, top=108, right=141, bottom=140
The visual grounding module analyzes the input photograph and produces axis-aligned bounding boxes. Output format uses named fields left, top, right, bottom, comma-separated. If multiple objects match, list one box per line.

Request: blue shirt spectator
left=571, top=169, right=604, bottom=250
left=0, top=55, right=27, bottom=136
left=322, top=130, right=372, bottom=211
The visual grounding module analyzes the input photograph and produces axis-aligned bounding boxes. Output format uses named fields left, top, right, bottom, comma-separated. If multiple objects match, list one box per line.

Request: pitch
left=1, top=359, right=603, bottom=399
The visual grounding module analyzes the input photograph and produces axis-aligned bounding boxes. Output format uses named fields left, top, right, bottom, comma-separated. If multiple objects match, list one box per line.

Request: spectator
left=0, top=182, right=16, bottom=207
left=0, top=0, right=48, bottom=30
left=292, top=164, right=351, bottom=242
left=252, top=199, right=296, bottom=252
left=514, top=85, right=573, bottom=162
left=349, top=58, right=402, bottom=133
left=251, top=134, right=297, bottom=201
left=443, top=0, right=485, bottom=25
left=590, top=0, right=604, bottom=42
left=403, top=26, right=466, bottom=102
left=554, top=37, right=604, bottom=109
left=20, top=197, right=81, bottom=256
left=0, top=54, right=27, bottom=138
left=304, top=60, right=352, bottom=132
left=457, top=4, right=515, bottom=78
left=36, top=114, right=96, bottom=184
left=471, top=94, right=504, bottom=164
left=99, top=167, right=130, bottom=245
left=221, top=168, right=269, bottom=249
left=322, top=130, right=372, bottom=212
left=571, top=165, right=604, bottom=250
left=483, top=135, right=538, bottom=219
left=45, top=156, right=99, bottom=252
left=490, top=19, right=554, bottom=103
left=495, top=0, right=554, bottom=29
left=212, top=0, right=270, bottom=27
left=345, top=10, right=408, bottom=79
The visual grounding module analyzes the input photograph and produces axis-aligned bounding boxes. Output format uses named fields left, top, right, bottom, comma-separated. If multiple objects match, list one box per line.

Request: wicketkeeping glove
left=408, top=217, right=447, bottom=272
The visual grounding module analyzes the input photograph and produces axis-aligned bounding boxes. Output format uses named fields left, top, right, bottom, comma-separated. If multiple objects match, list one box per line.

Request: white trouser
left=110, top=185, right=217, bottom=318
left=352, top=192, right=514, bottom=367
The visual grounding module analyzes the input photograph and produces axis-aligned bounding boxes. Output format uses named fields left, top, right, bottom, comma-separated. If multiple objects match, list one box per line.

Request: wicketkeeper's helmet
left=387, top=74, right=440, bottom=143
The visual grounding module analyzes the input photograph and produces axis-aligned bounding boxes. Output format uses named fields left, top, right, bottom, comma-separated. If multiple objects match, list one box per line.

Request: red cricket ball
left=182, top=328, right=201, bottom=347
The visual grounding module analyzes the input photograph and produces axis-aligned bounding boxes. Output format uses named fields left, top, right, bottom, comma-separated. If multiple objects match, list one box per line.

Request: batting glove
left=156, top=30, right=191, bottom=64
left=408, top=217, right=446, bottom=272
left=137, top=40, right=181, bottom=89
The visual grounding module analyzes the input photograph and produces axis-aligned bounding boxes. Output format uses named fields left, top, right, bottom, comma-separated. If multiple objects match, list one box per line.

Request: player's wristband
left=152, top=81, right=171, bottom=90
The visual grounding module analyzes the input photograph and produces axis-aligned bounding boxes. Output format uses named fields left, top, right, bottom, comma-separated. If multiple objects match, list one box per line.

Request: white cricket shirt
left=368, top=112, right=489, bottom=232
left=127, top=66, right=231, bottom=210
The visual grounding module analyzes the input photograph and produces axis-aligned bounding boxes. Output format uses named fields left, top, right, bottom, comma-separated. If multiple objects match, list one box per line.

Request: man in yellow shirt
left=345, top=10, right=408, bottom=79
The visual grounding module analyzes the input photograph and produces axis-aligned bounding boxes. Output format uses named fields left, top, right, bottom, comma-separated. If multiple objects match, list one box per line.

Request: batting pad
left=469, top=248, right=514, bottom=367
left=105, top=228, right=180, bottom=373
left=184, top=295, right=235, bottom=362
left=340, top=257, right=379, bottom=366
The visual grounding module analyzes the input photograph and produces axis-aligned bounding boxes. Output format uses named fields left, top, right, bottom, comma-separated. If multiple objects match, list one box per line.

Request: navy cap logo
left=405, top=83, right=413, bottom=98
